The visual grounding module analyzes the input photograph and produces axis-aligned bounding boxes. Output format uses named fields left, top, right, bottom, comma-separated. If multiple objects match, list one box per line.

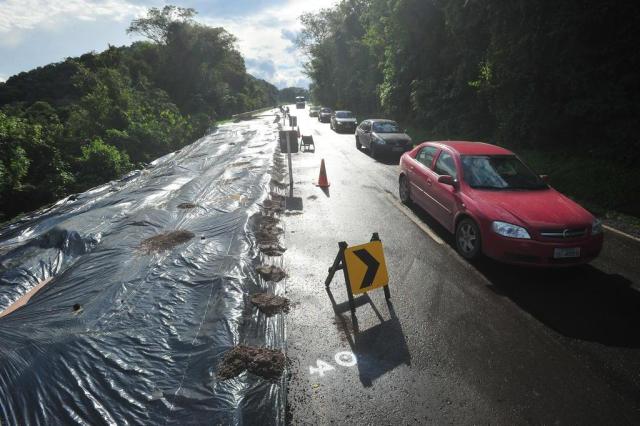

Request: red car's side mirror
left=438, top=175, right=457, bottom=187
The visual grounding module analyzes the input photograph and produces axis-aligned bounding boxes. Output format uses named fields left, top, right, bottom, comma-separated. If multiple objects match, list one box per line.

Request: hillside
left=0, top=6, right=279, bottom=222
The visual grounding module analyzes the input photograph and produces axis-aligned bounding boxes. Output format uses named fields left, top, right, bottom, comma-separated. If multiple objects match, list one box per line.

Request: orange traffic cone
left=315, top=159, right=330, bottom=188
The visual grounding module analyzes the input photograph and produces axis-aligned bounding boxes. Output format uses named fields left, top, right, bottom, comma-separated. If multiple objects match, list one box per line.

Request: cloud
left=280, top=29, right=299, bottom=53
left=0, top=0, right=145, bottom=34
left=199, top=0, right=338, bottom=88
left=1, top=15, right=143, bottom=80
left=177, top=0, right=289, bottom=18
left=245, top=58, right=277, bottom=80
left=0, top=0, right=339, bottom=88
left=280, top=29, right=298, bottom=44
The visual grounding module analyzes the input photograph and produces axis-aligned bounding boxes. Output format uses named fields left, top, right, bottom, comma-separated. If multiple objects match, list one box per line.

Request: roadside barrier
left=231, top=106, right=276, bottom=121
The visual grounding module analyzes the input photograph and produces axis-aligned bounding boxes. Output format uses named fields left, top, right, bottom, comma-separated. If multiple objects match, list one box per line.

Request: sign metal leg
left=370, top=233, right=391, bottom=299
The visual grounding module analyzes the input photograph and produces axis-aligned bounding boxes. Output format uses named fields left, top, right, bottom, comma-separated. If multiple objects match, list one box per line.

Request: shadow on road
left=407, top=203, right=640, bottom=348
left=326, top=288, right=411, bottom=387
left=375, top=156, right=401, bottom=165
left=478, top=262, right=640, bottom=348
left=354, top=146, right=402, bottom=165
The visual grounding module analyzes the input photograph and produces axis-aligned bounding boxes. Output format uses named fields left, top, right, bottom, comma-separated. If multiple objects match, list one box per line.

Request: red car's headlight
left=492, top=221, right=531, bottom=239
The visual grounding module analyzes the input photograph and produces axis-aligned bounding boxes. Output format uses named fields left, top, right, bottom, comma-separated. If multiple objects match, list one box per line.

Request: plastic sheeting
left=0, top=114, right=286, bottom=425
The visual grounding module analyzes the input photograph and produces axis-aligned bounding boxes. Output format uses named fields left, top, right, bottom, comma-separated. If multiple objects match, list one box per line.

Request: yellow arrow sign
left=343, top=240, right=389, bottom=295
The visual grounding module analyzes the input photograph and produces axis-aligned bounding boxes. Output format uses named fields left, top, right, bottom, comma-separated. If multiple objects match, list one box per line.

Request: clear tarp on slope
left=0, top=114, right=286, bottom=425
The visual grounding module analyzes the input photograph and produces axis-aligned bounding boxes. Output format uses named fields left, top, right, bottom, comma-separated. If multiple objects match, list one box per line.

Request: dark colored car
left=355, top=119, right=413, bottom=158
left=398, top=141, right=603, bottom=266
left=296, top=96, right=306, bottom=109
left=330, top=111, right=357, bottom=133
left=318, top=107, right=332, bottom=123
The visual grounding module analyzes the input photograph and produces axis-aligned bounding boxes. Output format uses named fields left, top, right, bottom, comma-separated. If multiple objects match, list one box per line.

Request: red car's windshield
left=461, top=155, right=547, bottom=190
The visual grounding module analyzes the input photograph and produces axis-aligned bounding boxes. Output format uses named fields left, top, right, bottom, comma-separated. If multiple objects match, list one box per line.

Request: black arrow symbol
left=353, top=249, right=379, bottom=289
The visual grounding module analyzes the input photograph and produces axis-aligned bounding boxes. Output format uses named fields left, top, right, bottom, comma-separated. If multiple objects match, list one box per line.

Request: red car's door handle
left=426, top=179, right=432, bottom=186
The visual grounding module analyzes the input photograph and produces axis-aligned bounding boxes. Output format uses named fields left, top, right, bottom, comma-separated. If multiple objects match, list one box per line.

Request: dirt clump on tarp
left=252, top=212, right=286, bottom=256
left=259, top=243, right=286, bottom=257
left=218, top=345, right=286, bottom=381
left=255, top=214, right=280, bottom=227
left=256, top=226, right=283, bottom=242
left=270, top=178, right=287, bottom=190
left=256, top=265, right=286, bottom=282
left=251, top=293, right=290, bottom=315
left=262, top=198, right=284, bottom=214
left=139, top=230, right=195, bottom=253
left=177, top=202, right=197, bottom=209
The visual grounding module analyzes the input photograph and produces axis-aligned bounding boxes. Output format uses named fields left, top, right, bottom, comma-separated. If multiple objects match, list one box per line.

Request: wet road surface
left=282, top=108, right=640, bottom=424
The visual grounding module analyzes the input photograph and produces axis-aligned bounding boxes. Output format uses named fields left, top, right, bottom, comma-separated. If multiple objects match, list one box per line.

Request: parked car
left=318, top=107, right=333, bottom=123
left=330, top=111, right=358, bottom=133
left=356, top=119, right=413, bottom=158
left=398, top=141, right=603, bottom=266
left=296, top=96, right=306, bottom=109
left=309, top=106, right=320, bottom=117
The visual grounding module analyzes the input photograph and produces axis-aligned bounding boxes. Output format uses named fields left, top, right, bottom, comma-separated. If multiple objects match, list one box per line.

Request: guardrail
left=231, top=106, right=276, bottom=121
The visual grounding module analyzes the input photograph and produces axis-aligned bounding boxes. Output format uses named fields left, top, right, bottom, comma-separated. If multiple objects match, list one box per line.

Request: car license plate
left=392, top=147, right=404, bottom=152
left=554, top=247, right=580, bottom=258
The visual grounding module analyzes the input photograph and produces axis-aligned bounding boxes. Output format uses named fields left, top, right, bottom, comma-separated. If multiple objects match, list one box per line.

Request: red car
left=398, top=141, right=603, bottom=266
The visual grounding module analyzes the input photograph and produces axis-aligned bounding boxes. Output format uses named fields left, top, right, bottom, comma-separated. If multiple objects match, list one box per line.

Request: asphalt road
left=281, top=107, right=640, bottom=425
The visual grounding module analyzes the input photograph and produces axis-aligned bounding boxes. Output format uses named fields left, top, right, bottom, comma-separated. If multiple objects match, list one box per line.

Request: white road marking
left=334, top=351, right=357, bottom=367
left=309, top=351, right=358, bottom=376
left=603, top=225, right=640, bottom=243
left=384, top=193, right=445, bottom=245
left=309, top=359, right=335, bottom=376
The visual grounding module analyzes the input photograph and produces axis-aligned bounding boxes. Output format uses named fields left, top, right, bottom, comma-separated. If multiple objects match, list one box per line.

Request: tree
left=278, top=87, right=310, bottom=104
left=127, top=5, right=196, bottom=44
left=0, top=112, right=34, bottom=192
left=76, top=138, right=132, bottom=187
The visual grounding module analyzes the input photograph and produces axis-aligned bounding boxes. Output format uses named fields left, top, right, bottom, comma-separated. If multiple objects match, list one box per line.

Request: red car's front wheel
left=456, top=218, right=481, bottom=260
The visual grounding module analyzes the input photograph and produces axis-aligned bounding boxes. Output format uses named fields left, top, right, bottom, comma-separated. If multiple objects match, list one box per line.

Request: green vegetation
left=278, top=87, right=310, bottom=104
left=0, top=5, right=280, bottom=221
left=515, top=150, right=640, bottom=218
left=299, top=0, right=640, bottom=217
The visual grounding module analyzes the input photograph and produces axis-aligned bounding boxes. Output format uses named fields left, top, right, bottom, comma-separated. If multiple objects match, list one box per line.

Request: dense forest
left=0, top=6, right=280, bottom=222
left=278, top=87, right=310, bottom=104
left=299, top=0, right=640, bottom=216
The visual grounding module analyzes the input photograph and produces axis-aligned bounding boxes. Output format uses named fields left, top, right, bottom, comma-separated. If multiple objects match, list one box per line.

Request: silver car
left=355, top=119, right=413, bottom=159
left=330, top=111, right=358, bottom=133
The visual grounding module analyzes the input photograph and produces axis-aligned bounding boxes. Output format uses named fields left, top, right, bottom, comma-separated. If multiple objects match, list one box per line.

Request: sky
left=0, top=0, right=338, bottom=88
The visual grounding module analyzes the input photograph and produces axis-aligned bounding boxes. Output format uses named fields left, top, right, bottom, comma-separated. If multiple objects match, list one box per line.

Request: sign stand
left=285, top=131, right=294, bottom=197
left=325, top=233, right=390, bottom=316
